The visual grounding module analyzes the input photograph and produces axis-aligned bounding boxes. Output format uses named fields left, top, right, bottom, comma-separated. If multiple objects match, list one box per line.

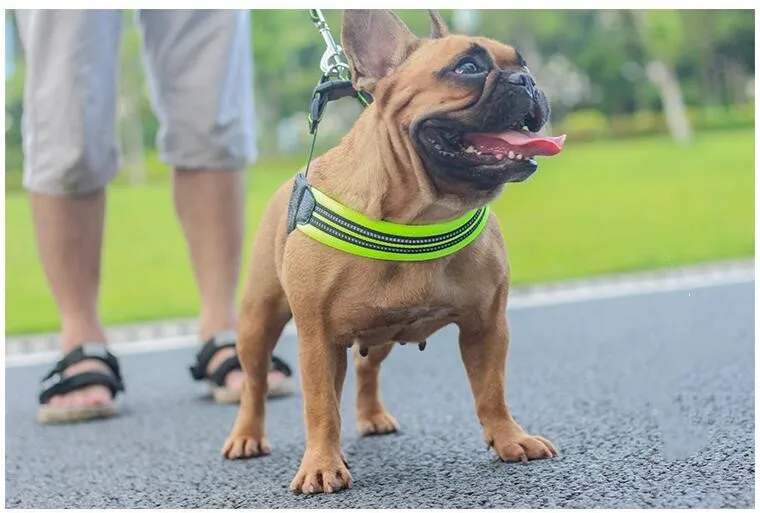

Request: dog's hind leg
left=354, top=342, right=399, bottom=436
left=222, top=193, right=293, bottom=460
left=458, top=289, right=557, bottom=463
left=222, top=291, right=291, bottom=459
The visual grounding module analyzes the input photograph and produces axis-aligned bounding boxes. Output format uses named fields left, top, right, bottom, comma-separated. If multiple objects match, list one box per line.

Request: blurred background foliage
left=4, top=9, right=755, bottom=183
left=3, top=10, right=755, bottom=333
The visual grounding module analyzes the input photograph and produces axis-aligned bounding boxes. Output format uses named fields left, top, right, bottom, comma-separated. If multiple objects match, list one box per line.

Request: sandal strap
left=189, top=331, right=237, bottom=381
left=39, top=371, right=124, bottom=405
left=207, top=354, right=242, bottom=387
left=43, top=343, right=122, bottom=381
left=205, top=354, right=292, bottom=386
left=38, top=344, right=125, bottom=405
left=189, top=331, right=294, bottom=385
left=270, top=355, right=292, bottom=377
left=205, top=353, right=292, bottom=387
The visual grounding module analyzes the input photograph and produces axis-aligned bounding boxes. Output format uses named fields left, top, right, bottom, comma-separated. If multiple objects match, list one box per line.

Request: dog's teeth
left=465, top=146, right=476, bottom=153
left=495, top=153, right=504, bottom=160
left=516, top=154, right=523, bottom=160
left=507, top=150, right=515, bottom=159
left=522, top=126, right=530, bottom=132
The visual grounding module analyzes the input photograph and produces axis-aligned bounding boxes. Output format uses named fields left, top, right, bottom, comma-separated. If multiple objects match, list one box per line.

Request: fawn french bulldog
left=223, top=9, right=565, bottom=494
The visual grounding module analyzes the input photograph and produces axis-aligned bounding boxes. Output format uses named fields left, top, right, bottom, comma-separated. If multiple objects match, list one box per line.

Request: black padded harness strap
left=38, top=344, right=125, bottom=405
left=287, top=172, right=315, bottom=235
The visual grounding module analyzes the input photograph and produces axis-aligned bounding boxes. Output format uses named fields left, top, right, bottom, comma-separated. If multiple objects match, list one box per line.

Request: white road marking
left=5, top=263, right=753, bottom=368
left=4, top=324, right=299, bottom=368
left=507, top=264, right=754, bottom=309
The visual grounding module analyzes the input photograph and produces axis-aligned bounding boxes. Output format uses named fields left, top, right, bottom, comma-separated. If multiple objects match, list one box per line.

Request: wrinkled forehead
left=406, top=34, right=522, bottom=71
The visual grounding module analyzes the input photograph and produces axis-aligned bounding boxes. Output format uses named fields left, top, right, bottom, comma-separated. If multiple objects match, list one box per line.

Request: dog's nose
left=507, top=72, right=535, bottom=88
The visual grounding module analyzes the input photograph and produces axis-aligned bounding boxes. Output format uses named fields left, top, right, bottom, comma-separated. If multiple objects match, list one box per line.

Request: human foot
left=37, top=344, right=124, bottom=424
left=191, top=332, right=294, bottom=403
left=207, top=347, right=292, bottom=397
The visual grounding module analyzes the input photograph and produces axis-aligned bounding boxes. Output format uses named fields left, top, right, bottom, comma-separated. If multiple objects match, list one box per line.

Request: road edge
left=5, top=258, right=754, bottom=367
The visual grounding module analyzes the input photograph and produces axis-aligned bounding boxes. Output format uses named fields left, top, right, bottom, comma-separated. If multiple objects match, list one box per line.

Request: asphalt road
left=5, top=282, right=754, bottom=508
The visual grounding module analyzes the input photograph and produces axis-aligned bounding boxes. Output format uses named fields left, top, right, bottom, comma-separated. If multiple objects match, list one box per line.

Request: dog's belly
left=350, top=307, right=457, bottom=346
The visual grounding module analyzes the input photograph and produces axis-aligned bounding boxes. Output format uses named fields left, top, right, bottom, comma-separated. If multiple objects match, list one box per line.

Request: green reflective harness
left=286, top=173, right=490, bottom=262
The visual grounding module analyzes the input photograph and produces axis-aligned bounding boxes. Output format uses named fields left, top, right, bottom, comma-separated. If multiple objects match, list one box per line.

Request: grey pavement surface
left=5, top=282, right=755, bottom=508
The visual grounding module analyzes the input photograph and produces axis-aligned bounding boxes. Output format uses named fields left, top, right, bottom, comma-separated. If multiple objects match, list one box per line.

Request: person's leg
left=137, top=10, right=290, bottom=395
left=173, top=169, right=247, bottom=392
left=17, top=9, right=123, bottom=411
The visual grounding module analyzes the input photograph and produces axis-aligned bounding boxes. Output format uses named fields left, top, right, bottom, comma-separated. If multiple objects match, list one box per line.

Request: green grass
left=5, top=129, right=754, bottom=335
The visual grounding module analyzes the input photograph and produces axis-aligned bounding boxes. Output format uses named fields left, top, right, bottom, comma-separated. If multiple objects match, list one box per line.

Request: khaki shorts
left=16, top=9, right=256, bottom=196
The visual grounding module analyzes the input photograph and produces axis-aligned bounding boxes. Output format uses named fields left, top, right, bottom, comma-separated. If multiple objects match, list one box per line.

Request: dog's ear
left=429, top=10, right=449, bottom=38
left=342, top=10, right=418, bottom=93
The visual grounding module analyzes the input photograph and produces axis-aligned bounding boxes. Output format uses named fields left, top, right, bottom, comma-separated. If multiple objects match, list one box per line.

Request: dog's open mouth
left=417, top=114, right=567, bottom=186
left=428, top=124, right=566, bottom=167
left=462, top=128, right=566, bottom=160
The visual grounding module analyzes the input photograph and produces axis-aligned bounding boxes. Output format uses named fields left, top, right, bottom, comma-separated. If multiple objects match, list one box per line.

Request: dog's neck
left=308, top=109, right=478, bottom=225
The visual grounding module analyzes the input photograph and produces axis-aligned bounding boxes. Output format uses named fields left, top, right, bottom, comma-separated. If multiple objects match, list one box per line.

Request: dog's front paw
left=221, top=434, right=271, bottom=460
left=486, top=423, right=557, bottom=463
left=357, top=409, right=399, bottom=436
left=290, top=451, right=353, bottom=494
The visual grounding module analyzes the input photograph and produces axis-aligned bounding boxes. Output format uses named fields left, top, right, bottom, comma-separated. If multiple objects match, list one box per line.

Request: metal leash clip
left=308, top=9, right=351, bottom=80
left=306, top=9, right=372, bottom=135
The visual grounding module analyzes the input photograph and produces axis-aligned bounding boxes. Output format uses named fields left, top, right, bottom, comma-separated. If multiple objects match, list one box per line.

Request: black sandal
left=190, top=331, right=294, bottom=403
left=37, top=343, right=125, bottom=425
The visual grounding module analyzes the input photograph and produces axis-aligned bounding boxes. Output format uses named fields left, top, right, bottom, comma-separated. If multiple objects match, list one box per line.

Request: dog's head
left=341, top=10, right=565, bottom=198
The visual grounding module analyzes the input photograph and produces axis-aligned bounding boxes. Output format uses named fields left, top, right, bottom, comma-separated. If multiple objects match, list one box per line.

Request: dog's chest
left=351, top=306, right=457, bottom=346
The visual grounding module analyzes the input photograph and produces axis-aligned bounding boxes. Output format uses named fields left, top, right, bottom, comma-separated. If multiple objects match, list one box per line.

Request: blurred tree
left=695, top=10, right=754, bottom=105
left=630, top=10, right=692, bottom=144
left=5, top=11, right=24, bottom=173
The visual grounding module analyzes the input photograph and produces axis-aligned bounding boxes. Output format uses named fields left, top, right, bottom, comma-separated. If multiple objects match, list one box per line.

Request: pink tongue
left=464, top=130, right=567, bottom=158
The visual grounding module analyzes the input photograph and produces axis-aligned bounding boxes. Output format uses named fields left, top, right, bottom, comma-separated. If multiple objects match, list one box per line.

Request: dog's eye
left=454, top=59, right=481, bottom=75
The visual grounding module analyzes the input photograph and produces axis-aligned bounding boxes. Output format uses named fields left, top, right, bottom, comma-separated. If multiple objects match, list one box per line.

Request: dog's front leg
left=290, top=330, right=352, bottom=494
left=458, top=305, right=557, bottom=463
